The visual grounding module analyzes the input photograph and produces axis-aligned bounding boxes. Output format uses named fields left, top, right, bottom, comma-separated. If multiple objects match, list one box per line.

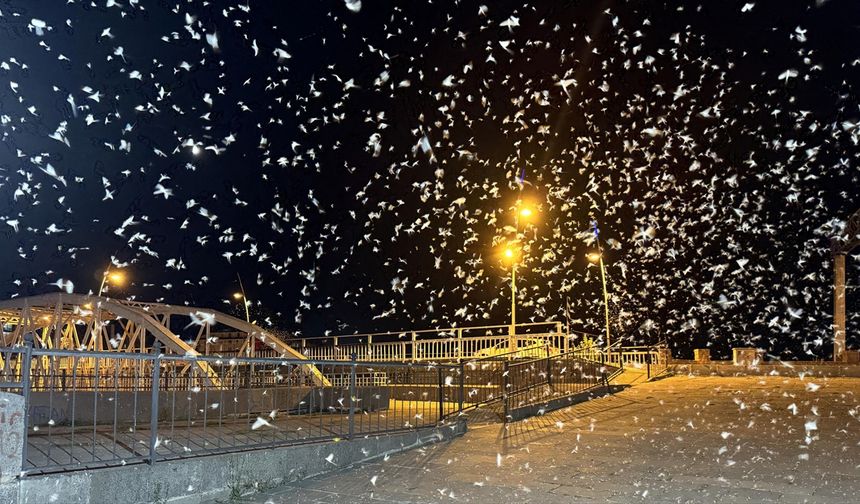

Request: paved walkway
left=223, top=375, right=860, bottom=503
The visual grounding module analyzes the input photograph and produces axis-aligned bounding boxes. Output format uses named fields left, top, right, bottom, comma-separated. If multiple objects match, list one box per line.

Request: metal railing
left=0, top=338, right=645, bottom=476
left=1, top=344, right=462, bottom=476
left=248, top=322, right=602, bottom=364
left=503, top=349, right=621, bottom=420
left=574, top=345, right=668, bottom=374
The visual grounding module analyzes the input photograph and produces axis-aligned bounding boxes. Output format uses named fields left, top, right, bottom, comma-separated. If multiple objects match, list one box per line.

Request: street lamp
left=97, top=267, right=125, bottom=297
left=499, top=201, right=537, bottom=354
left=587, top=251, right=611, bottom=352
left=232, top=291, right=250, bottom=324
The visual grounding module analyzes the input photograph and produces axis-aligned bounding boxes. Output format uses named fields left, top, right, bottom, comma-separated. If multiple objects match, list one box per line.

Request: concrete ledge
left=3, top=420, right=466, bottom=504
left=670, top=363, right=860, bottom=378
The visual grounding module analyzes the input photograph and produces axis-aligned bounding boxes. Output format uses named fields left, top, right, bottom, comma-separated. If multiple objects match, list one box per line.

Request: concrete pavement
left=221, top=375, right=860, bottom=503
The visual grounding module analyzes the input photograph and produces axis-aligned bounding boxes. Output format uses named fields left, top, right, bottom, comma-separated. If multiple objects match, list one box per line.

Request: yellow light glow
left=108, top=272, right=125, bottom=284
left=233, top=292, right=244, bottom=300
left=501, top=245, right=522, bottom=264
left=519, top=207, right=533, bottom=218
left=83, top=303, right=93, bottom=310
left=587, top=252, right=601, bottom=263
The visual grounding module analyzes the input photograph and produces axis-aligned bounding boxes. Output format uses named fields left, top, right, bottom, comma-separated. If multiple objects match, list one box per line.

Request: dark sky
left=0, top=0, right=858, bottom=358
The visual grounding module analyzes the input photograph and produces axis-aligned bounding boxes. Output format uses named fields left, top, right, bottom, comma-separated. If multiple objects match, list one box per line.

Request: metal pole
left=348, top=355, right=356, bottom=440
left=437, top=367, right=445, bottom=421
left=509, top=264, right=517, bottom=352
left=647, top=352, right=651, bottom=380
left=20, top=335, right=33, bottom=472
left=833, top=253, right=847, bottom=362
left=599, top=256, right=611, bottom=353
left=458, top=362, right=465, bottom=413
left=148, top=341, right=162, bottom=464
left=237, top=273, right=251, bottom=325
left=97, top=274, right=107, bottom=298
left=546, top=343, right=552, bottom=387
left=502, top=361, right=509, bottom=423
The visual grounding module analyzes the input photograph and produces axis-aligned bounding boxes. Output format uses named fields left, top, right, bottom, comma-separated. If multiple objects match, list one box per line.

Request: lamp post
left=234, top=274, right=253, bottom=358
left=502, top=246, right=519, bottom=352
left=501, top=203, right=536, bottom=353
left=587, top=251, right=611, bottom=352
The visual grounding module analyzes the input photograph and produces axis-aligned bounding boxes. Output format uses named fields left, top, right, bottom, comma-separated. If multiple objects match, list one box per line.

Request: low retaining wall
left=670, top=363, right=860, bottom=378
left=1, top=418, right=466, bottom=503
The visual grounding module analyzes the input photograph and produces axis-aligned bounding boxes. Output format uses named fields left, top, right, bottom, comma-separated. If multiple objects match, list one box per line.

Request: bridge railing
left=273, top=322, right=585, bottom=361
left=250, top=322, right=601, bottom=364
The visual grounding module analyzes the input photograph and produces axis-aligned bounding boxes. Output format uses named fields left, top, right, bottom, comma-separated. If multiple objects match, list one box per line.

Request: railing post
left=437, top=366, right=444, bottom=421
left=20, top=335, right=33, bottom=471
left=411, top=332, right=417, bottom=361
left=647, top=351, right=651, bottom=380
left=148, top=341, right=162, bottom=465
left=458, top=362, right=464, bottom=413
left=457, top=328, right=462, bottom=363
left=545, top=343, right=552, bottom=388
left=348, top=354, right=356, bottom=440
left=502, top=361, right=509, bottom=423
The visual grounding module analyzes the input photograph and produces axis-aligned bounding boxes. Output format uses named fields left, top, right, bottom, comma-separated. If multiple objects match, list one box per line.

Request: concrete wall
left=1, top=420, right=465, bottom=504
left=669, top=363, right=860, bottom=377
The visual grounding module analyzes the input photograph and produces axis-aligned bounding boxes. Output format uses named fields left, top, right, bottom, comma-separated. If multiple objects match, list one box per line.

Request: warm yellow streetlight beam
left=232, top=292, right=244, bottom=300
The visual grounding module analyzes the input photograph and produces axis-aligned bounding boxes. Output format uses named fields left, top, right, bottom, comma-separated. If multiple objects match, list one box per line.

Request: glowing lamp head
left=586, top=252, right=602, bottom=263
left=504, top=248, right=514, bottom=258
left=232, top=292, right=244, bottom=300
left=519, top=207, right=533, bottom=218
left=191, top=145, right=201, bottom=155
left=107, top=271, right=125, bottom=285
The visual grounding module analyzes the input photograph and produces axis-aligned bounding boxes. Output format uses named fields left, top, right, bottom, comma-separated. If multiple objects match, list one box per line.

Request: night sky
left=0, top=0, right=858, bottom=358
